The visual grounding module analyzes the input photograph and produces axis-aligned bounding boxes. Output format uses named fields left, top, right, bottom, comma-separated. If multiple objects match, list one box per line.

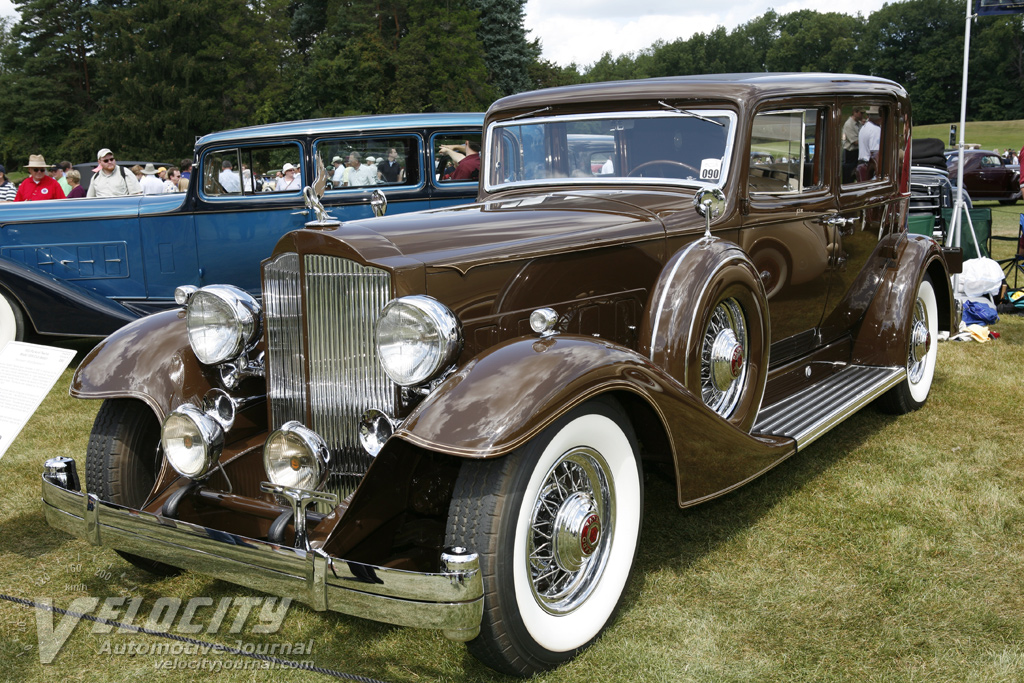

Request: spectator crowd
left=2, top=148, right=191, bottom=202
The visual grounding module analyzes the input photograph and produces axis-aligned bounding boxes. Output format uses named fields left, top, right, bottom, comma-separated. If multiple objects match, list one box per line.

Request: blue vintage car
left=0, top=112, right=483, bottom=347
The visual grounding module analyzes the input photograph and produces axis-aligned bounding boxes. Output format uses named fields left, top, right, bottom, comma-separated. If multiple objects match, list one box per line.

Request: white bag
left=960, top=258, right=1004, bottom=298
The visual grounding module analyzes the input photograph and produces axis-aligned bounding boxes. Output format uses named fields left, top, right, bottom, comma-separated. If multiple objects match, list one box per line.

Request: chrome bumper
left=41, top=460, right=483, bottom=642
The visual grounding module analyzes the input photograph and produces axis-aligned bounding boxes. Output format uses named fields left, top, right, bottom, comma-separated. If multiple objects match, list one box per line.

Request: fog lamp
left=161, top=404, right=224, bottom=479
left=263, top=422, right=330, bottom=490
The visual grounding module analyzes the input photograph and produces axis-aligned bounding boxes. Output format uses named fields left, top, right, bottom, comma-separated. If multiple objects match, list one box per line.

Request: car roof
left=487, top=73, right=905, bottom=119
left=195, top=112, right=485, bottom=148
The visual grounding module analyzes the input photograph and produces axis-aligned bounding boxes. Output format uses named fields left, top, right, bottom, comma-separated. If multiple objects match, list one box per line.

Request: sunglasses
left=30, top=168, right=46, bottom=172
left=100, top=157, right=115, bottom=163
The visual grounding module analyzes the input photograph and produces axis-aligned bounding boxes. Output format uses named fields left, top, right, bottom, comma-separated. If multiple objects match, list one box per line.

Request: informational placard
left=0, top=342, right=76, bottom=460
left=975, top=0, right=1024, bottom=16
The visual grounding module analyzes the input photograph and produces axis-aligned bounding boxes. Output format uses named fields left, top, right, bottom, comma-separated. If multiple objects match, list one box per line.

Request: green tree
left=84, top=0, right=291, bottom=161
left=0, top=0, right=95, bottom=164
left=767, top=11, right=863, bottom=73
left=390, top=0, right=495, bottom=112
left=467, top=0, right=534, bottom=96
left=858, top=0, right=963, bottom=125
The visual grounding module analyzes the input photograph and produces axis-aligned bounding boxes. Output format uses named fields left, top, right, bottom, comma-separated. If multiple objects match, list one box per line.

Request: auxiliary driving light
left=161, top=404, right=225, bottom=479
left=263, top=421, right=330, bottom=490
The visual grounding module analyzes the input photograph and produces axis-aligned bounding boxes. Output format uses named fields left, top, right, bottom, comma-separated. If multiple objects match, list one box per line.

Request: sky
left=0, top=1, right=894, bottom=67
left=524, top=0, right=893, bottom=67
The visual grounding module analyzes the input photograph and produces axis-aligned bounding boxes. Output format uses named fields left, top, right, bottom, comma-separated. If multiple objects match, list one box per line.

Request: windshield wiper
left=657, top=101, right=725, bottom=127
left=507, top=106, right=552, bottom=121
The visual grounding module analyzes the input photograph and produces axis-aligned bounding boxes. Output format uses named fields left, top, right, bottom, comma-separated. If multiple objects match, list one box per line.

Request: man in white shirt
left=219, top=159, right=242, bottom=193
left=858, top=111, right=881, bottom=164
left=139, top=164, right=164, bottom=195
left=344, top=152, right=376, bottom=187
left=857, top=109, right=882, bottom=180
left=331, top=156, right=346, bottom=188
left=86, top=148, right=143, bottom=197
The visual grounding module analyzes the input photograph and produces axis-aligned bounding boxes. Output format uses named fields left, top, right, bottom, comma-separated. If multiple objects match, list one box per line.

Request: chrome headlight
left=161, top=404, right=224, bottom=479
left=186, top=285, right=261, bottom=365
left=375, top=295, right=462, bottom=386
left=263, top=422, right=330, bottom=490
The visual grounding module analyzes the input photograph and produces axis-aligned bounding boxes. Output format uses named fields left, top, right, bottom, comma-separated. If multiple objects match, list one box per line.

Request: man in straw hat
left=87, top=148, right=143, bottom=197
left=139, top=163, right=164, bottom=195
left=14, top=155, right=66, bottom=201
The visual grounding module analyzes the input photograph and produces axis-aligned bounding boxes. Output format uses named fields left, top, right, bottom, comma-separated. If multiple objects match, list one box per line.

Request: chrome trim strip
left=42, top=474, right=483, bottom=637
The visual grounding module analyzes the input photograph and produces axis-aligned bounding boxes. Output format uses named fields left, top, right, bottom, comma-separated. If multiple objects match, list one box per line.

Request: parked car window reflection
left=748, top=108, right=826, bottom=194
left=202, top=143, right=303, bottom=197
left=316, top=136, right=420, bottom=190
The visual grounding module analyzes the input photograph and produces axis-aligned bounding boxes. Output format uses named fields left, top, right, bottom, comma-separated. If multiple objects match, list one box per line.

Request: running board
left=752, top=365, right=905, bottom=450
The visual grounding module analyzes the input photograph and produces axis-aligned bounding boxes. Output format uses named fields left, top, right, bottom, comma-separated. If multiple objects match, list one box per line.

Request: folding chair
left=994, top=215, right=1024, bottom=289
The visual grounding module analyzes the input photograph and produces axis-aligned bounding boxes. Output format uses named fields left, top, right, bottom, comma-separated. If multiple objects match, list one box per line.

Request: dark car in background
left=945, top=148, right=1019, bottom=204
left=0, top=113, right=483, bottom=348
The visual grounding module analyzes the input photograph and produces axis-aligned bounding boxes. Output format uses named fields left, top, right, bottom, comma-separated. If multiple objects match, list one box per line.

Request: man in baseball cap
left=87, top=148, right=142, bottom=197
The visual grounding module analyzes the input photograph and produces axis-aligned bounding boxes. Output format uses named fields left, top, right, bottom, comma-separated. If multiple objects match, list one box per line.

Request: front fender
left=70, top=309, right=219, bottom=421
left=0, top=256, right=139, bottom=337
left=396, top=335, right=681, bottom=458
left=853, top=233, right=954, bottom=367
left=395, top=334, right=793, bottom=506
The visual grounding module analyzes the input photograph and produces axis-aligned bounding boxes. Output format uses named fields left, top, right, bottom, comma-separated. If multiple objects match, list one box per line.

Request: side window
left=840, top=103, right=888, bottom=185
left=748, top=108, right=825, bottom=194
left=202, top=143, right=302, bottom=196
left=432, top=132, right=483, bottom=183
left=316, top=136, right=420, bottom=190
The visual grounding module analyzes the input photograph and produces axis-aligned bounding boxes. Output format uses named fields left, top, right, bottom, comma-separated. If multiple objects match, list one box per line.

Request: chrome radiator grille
left=263, top=252, right=395, bottom=500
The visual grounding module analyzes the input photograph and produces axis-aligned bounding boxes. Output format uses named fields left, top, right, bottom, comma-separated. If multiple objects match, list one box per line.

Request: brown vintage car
left=42, top=74, right=958, bottom=676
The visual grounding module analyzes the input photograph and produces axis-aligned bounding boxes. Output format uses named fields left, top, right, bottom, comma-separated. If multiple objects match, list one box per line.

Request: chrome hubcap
left=908, top=298, right=931, bottom=384
left=701, top=298, right=748, bottom=417
left=710, top=328, right=744, bottom=391
left=528, top=447, right=614, bottom=615
left=551, top=492, right=601, bottom=572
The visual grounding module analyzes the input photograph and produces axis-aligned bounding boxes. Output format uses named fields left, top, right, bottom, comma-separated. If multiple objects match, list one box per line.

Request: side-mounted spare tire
left=643, top=239, right=771, bottom=432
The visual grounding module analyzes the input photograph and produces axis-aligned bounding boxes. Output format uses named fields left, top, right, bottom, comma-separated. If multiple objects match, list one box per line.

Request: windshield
left=485, top=110, right=736, bottom=192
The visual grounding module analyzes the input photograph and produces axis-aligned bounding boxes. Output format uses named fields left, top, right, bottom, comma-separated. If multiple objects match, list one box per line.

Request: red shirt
left=14, top=175, right=66, bottom=201
left=452, top=153, right=481, bottom=181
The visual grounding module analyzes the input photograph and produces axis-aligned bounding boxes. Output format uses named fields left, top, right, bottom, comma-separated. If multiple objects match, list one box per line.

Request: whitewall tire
left=446, top=397, right=642, bottom=676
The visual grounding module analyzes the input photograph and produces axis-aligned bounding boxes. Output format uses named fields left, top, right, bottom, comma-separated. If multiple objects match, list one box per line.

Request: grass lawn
left=914, top=119, right=1024, bottom=154
left=1, top=229, right=1022, bottom=682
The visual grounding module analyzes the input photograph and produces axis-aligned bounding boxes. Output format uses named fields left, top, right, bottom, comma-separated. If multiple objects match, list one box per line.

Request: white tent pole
left=950, top=0, right=975, bottom=294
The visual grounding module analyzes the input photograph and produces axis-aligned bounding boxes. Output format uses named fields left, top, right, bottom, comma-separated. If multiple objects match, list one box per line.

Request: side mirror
left=693, top=188, right=726, bottom=240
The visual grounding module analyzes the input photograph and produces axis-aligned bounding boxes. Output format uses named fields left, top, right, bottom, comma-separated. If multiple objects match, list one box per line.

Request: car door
left=739, top=104, right=835, bottom=365
left=821, top=98, right=902, bottom=344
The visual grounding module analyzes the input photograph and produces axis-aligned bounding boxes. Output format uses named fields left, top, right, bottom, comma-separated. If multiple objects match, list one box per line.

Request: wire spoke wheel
left=527, top=447, right=613, bottom=615
left=879, top=276, right=937, bottom=414
left=700, top=297, right=748, bottom=418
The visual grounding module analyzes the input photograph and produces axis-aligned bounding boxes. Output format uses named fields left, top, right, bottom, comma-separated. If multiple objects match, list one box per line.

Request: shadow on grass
left=632, top=405, right=895, bottom=578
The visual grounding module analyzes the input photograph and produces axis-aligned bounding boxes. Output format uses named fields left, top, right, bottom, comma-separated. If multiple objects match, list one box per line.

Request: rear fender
left=0, top=256, right=138, bottom=337
left=852, top=233, right=953, bottom=367
left=70, top=309, right=221, bottom=421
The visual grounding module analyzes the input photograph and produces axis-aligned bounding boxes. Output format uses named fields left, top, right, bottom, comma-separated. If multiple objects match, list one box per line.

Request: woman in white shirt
left=276, top=163, right=301, bottom=192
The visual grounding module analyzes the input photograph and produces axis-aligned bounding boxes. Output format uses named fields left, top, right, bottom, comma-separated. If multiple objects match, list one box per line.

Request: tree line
left=0, top=0, right=1021, bottom=169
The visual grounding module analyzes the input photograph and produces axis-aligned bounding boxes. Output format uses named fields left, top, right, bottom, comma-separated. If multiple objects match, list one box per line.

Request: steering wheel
left=627, top=160, right=700, bottom=178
